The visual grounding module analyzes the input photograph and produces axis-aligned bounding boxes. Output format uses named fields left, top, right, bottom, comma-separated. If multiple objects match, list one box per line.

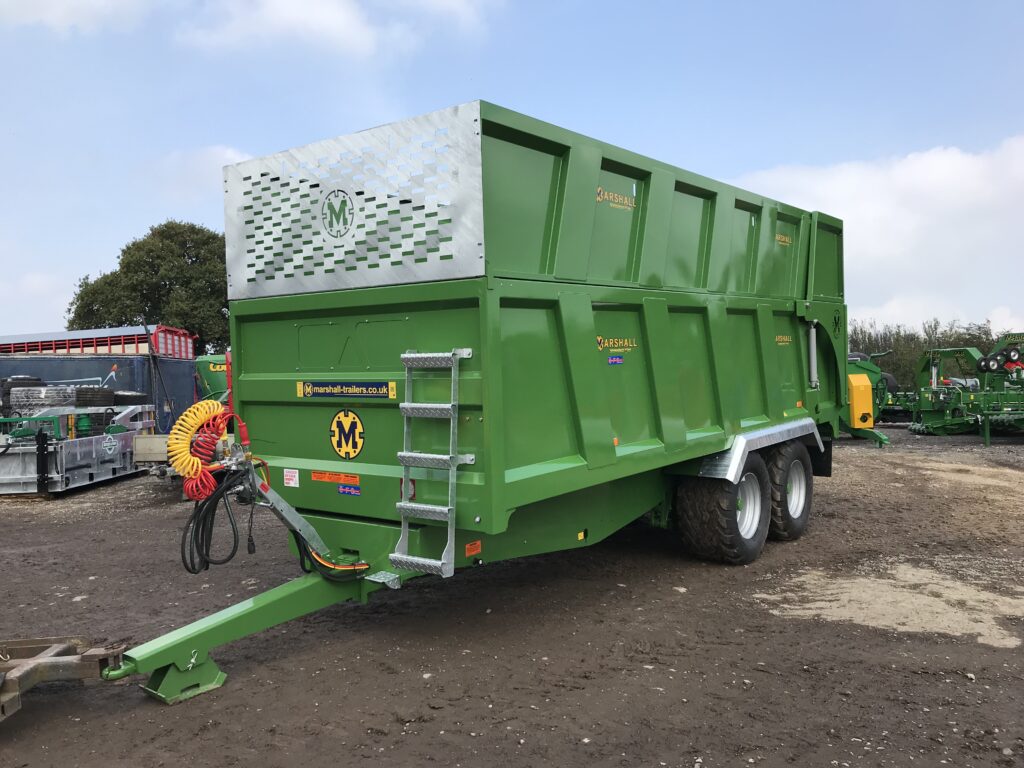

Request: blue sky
left=1, top=0, right=1022, bottom=334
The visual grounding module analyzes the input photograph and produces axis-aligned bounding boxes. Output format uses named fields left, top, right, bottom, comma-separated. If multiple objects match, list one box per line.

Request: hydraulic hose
left=167, top=399, right=225, bottom=479
left=167, top=399, right=367, bottom=579
left=167, top=400, right=238, bottom=500
left=292, top=531, right=370, bottom=582
left=181, top=469, right=248, bottom=573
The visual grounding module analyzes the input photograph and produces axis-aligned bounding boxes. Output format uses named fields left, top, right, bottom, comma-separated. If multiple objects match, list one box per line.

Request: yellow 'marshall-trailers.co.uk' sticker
left=296, top=381, right=396, bottom=399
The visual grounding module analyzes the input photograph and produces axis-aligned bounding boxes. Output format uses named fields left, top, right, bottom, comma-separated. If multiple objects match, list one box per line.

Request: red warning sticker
left=312, top=471, right=360, bottom=485
left=465, top=540, right=482, bottom=557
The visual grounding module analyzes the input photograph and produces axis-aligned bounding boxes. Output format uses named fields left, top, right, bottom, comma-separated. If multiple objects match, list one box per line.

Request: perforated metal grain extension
left=224, top=103, right=485, bottom=300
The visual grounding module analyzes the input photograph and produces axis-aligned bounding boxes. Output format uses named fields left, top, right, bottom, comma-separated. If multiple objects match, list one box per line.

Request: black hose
left=181, top=470, right=248, bottom=573
left=180, top=469, right=363, bottom=581
left=291, top=531, right=363, bottom=582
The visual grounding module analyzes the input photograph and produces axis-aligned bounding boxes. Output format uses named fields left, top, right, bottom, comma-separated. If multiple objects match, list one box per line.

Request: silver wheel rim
left=786, top=460, right=807, bottom=520
left=736, top=472, right=762, bottom=540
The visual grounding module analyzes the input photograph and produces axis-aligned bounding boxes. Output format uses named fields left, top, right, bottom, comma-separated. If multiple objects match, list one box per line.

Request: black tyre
left=847, top=352, right=869, bottom=362
left=113, top=390, right=150, bottom=405
left=676, top=451, right=771, bottom=565
left=765, top=441, right=814, bottom=541
left=75, top=385, right=115, bottom=407
left=2, top=375, right=43, bottom=395
left=985, top=357, right=1001, bottom=372
left=8, top=385, right=76, bottom=412
left=977, top=357, right=991, bottom=373
left=881, top=371, right=898, bottom=394
left=1007, top=347, right=1021, bottom=363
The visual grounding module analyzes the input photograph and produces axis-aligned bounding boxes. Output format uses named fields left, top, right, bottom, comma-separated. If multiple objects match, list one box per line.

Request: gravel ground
left=1, top=429, right=1022, bottom=768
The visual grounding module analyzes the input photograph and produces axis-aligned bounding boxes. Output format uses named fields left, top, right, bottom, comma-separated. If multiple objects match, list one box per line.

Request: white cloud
left=179, top=0, right=494, bottom=56
left=159, top=144, right=251, bottom=204
left=0, top=0, right=496, bottom=53
left=0, top=0, right=154, bottom=33
left=988, top=306, right=1024, bottom=335
left=734, top=137, right=1024, bottom=331
left=396, top=0, right=492, bottom=32
left=180, top=0, right=385, bottom=55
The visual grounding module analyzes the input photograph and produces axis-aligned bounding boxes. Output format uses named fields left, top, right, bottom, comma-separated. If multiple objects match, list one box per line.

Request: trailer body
left=225, top=101, right=847, bottom=574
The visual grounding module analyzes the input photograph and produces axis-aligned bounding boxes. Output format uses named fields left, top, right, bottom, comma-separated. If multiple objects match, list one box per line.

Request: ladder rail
left=390, top=347, right=473, bottom=579
left=392, top=357, right=416, bottom=565
left=442, top=351, right=461, bottom=572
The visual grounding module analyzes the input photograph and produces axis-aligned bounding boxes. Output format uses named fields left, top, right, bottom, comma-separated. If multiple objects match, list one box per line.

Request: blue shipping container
left=0, top=355, right=197, bottom=432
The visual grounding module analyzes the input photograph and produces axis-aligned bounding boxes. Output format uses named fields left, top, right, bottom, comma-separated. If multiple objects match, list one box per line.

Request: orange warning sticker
left=311, top=471, right=360, bottom=485
left=465, top=540, right=482, bottom=557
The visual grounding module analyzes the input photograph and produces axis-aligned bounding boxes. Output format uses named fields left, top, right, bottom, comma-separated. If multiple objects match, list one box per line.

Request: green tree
left=67, top=221, right=228, bottom=352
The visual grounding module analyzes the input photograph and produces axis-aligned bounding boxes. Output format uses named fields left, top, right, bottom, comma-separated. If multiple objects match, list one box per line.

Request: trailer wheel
left=1007, top=347, right=1021, bottom=363
left=765, top=441, right=813, bottom=541
left=676, top=452, right=771, bottom=565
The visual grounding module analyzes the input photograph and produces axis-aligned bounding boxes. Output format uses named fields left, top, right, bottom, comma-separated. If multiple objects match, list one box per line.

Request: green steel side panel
left=808, top=212, right=844, bottom=301
left=663, top=182, right=714, bottom=290
left=478, top=101, right=842, bottom=303
left=230, top=277, right=844, bottom=546
left=499, top=303, right=580, bottom=469
left=639, top=297, right=688, bottom=451
left=225, top=101, right=847, bottom=560
left=556, top=291, right=616, bottom=470
left=480, top=125, right=563, bottom=277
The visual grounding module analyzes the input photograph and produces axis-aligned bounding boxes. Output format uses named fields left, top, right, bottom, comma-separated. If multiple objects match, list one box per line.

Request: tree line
left=849, top=318, right=1006, bottom=386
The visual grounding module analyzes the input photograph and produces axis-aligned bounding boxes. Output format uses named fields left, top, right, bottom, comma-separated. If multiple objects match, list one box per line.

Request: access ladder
left=388, top=348, right=474, bottom=578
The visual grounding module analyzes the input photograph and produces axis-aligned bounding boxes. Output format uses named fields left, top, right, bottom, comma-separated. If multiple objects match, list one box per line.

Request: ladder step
left=397, top=451, right=475, bottom=469
left=401, top=352, right=456, bottom=369
left=397, top=451, right=452, bottom=469
left=389, top=554, right=447, bottom=576
left=400, top=402, right=455, bottom=419
left=396, top=501, right=451, bottom=521
left=364, top=571, right=402, bottom=589
left=400, top=348, right=472, bottom=369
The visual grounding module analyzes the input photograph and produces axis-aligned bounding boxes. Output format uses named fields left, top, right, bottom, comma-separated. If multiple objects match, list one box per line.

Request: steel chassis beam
left=103, top=573, right=363, bottom=704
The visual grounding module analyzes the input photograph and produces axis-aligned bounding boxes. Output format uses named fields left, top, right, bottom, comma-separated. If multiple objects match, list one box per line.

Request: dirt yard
left=2, top=430, right=1023, bottom=767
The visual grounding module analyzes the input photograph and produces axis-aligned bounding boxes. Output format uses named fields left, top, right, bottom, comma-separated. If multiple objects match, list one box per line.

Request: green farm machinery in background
left=904, top=333, right=1024, bottom=443
left=194, top=354, right=228, bottom=402
left=842, top=351, right=895, bottom=445
left=86, top=101, right=862, bottom=706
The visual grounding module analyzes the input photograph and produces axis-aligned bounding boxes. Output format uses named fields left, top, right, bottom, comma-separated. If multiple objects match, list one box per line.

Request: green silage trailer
left=194, top=354, right=229, bottom=401
left=99, top=101, right=858, bottom=704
